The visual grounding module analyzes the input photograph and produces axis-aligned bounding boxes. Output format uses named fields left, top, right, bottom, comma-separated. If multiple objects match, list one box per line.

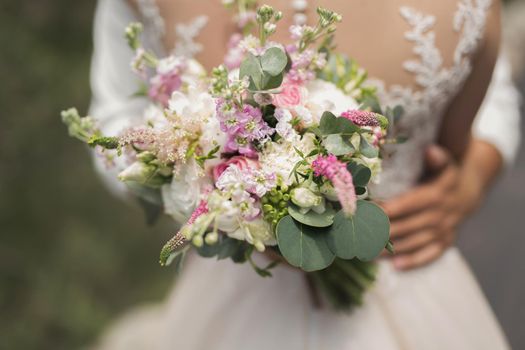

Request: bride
left=90, top=0, right=520, bottom=349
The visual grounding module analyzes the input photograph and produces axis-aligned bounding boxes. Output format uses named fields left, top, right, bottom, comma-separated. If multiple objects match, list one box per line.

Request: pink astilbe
left=188, top=199, right=209, bottom=224
left=159, top=199, right=209, bottom=266
left=341, top=110, right=380, bottom=127
left=119, top=127, right=156, bottom=150
left=312, top=155, right=357, bottom=216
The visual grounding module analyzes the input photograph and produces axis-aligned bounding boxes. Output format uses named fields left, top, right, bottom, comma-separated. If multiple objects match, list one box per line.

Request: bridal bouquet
left=62, top=3, right=397, bottom=310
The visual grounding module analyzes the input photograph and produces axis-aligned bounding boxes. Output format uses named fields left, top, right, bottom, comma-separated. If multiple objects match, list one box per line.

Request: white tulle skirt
left=94, top=247, right=508, bottom=350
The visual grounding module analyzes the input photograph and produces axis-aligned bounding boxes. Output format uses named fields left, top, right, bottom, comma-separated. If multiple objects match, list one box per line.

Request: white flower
left=143, top=105, right=167, bottom=130
left=274, top=108, right=296, bottom=141
left=306, top=79, right=359, bottom=123
left=259, top=133, right=316, bottom=185
left=293, top=105, right=313, bottom=126
left=290, top=187, right=323, bottom=208
left=162, top=162, right=211, bottom=223
left=228, top=218, right=276, bottom=251
left=157, top=56, right=185, bottom=75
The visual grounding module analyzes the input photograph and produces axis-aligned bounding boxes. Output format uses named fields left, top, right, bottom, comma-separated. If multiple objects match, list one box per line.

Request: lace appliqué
left=369, top=0, right=492, bottom=199
left=137, top=0, right=165, bottom=38
left=136, top=0, right=208, bottom=58
left=173, top=16, right=208, bottom=58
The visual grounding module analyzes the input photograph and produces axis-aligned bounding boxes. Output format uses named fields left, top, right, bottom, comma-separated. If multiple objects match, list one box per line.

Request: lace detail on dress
left=173, top=16, right=209, bottom=58
left=137, top=0, right=165, bottom=39
left=135, top=0, right=207, bottom=58
left=368, top=0, right=492, bottom=199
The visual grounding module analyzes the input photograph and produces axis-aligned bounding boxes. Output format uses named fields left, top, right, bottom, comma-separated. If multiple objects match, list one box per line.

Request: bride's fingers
left=381, top=185, right=440, bottom=220
left=389, top=211, right=440, bottom=238
left=391, top=241, right=445, bottom=270
left=390, top=230, right=436, bottom=254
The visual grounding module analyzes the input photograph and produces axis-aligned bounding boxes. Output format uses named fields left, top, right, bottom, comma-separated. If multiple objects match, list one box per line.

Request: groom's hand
left=380, top=145, right=480, bottom=270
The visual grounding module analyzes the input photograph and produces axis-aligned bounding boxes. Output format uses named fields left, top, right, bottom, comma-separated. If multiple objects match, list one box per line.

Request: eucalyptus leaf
left=359, top=135, right=378, bottom=158
left=323, top=134, right=355, bottom=156
left=319, top=111, right=360, bottom=136
left=260, top=47, right=288, bottom=76
left=393, top=105, right=404, bottom=122
left=261, top=72, right=284, bottom=90
left=288, top=204, right=336, bottom=228
left=240, top=53, right=263, bottom=90
left=355, top=186, right=367, bottom=196
left=277, top=216, right=335, bottom=271
left=325, top=200, right=390, bottom=261
left=346, top=162, right=372, bottom=187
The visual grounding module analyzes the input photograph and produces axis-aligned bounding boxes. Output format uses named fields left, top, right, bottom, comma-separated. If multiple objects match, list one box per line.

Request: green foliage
left=346, top=162, right=372, bottom=187
left=239, top=47, right=287, bottom=91
left=323, top=134, right=355, bottom=156
left=309, top=258, right=378, bottom=310
left=358, top=134, right=379, bottom=158
left=276, top=216, right=335, bottom=271
left=325, top=201, right=390, bottom=261
left=196, top=235, right=249, bottom=262
left=319, top=111, right=360, bottom=135
left=288, top=203, right=336, bottom=228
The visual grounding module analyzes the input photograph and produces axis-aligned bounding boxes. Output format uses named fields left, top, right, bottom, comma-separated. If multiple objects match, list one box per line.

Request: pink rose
left=272, top=79, right=306, bottom=109
left=213, top=156, right=260, bottom=182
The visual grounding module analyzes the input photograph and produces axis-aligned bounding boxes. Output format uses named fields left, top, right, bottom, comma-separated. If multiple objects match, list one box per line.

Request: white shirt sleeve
left=472, top=53, right=522, bottom=166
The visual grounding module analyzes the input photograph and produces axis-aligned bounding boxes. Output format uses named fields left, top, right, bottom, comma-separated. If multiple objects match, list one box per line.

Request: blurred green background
left=1, top=1, right=524, bottom=349
left=0, top=1, right=174, bottom=349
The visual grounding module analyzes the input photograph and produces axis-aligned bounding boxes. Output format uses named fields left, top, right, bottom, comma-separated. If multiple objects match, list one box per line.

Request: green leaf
left=261, top=72, right=284, bottom=90
left=359, top=135, right=378, bottom=158
left=319, top=111, right=360, bottom=136
left=240, top=53, right=264, bottom=90
left=347, top=162, right=372, bottom=187
left=288, top=204, right=336, bottom=228
left=323, top=134, right=355, bottom=156
left=355, top=186, right=367, bottom=196
left=164, top=247, right=189, bottom=273
left=325, top=200, right=390, bottom=261
left=393, top=105, right=404, bottom=122
left=196, top=235, right=245, bottom=260
left=276, top=216, right=335, bottom=271
left=260, top=47, right=288, bottom=76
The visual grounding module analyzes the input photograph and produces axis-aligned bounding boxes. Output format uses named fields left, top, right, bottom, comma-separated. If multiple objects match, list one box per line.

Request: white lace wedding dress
left=90, top=1, right=521, bottom=349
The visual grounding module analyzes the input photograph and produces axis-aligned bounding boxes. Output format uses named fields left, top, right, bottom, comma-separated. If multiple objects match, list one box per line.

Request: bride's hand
left=380, top=145, right=483, bottom=270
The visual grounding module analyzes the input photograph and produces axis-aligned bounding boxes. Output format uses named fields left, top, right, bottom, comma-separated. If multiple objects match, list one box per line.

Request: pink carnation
left=312, top=155, right=357, bottom=216
left=273, top=79, right=306, bottom=109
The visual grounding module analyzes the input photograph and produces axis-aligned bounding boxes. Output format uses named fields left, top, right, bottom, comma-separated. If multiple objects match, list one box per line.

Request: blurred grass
left=0, top=1, right=173, bottom=349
